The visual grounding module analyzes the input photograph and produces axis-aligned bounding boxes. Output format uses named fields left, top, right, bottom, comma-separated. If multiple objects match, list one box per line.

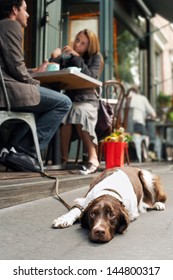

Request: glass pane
left=116, top=29, right=139, bottom=85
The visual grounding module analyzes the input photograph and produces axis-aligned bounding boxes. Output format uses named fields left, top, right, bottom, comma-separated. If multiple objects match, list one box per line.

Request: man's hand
left=51, top=48, right=62, bottom=58
left=34, top=59, right=49, bottom=72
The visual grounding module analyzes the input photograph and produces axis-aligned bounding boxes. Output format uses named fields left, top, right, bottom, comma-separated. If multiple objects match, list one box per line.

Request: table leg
left=45, top=129, right=63, bottom=170
left=51, top=129, right=61, bottom=165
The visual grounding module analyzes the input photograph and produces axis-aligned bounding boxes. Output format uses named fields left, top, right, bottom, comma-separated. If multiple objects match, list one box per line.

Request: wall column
left=146, top=19, right=155, bottom=105
left=99, top=0, right=114, bottom=83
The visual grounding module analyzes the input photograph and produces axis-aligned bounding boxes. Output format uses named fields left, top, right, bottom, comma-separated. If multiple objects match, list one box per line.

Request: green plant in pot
left=156, top=93, right=172, bottom=122
left=157, top=93, right=172, bottom=108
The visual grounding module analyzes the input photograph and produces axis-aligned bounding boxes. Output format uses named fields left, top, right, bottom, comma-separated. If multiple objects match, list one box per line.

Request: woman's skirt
left=62, top=102, right=98, bottom=145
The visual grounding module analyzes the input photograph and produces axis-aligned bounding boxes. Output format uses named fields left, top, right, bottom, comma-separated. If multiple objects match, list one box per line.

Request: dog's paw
left=138, top=202, right=148, bottom=213
left=52, top=215, right=73, bottom=228
left=153, top=202, right=165, bottom=211
left=52, top=208, right=81, bottom=229
left=129, top=212, right=139, bottom=221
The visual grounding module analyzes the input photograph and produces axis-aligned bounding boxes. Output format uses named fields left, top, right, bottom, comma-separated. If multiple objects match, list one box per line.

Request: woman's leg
left=60, top=124, right=72, bottom=163
left=76, top=124, right=99, bottom=167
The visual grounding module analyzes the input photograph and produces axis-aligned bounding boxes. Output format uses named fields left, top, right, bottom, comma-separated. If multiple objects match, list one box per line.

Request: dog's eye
left=108, top=212, right=115, bottom=219
left=90, top=211, right=97, bottom=219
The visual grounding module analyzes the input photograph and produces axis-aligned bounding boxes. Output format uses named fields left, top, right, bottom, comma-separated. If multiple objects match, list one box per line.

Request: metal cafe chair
left=0, top=66, right=44, bottom=172
left=98, top=80, right=131, bottom=164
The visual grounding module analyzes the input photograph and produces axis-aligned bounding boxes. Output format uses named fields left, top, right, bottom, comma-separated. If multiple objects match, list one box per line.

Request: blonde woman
left=50, top=29, right=103, bottom=174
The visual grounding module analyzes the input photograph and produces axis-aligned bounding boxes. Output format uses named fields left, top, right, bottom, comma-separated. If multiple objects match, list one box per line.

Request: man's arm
left=1, top=20, right=39, bottom=86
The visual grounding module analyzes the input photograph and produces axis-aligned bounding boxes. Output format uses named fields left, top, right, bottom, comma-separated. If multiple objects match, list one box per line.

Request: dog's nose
left=94, top=227, right=105, bottom=237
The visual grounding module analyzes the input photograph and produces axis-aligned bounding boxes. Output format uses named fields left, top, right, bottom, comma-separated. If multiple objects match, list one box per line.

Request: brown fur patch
left=152, top=175, right=167, bottom=202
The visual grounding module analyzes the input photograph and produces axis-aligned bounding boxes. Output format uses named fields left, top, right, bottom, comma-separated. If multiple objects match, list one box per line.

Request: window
left=154, top=50, right=162, bottom=96
left=69, top=17, right=98, bottom=44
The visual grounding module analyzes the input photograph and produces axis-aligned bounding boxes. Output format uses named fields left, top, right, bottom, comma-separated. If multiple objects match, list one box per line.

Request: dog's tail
left=138, top=169, right=167, bottom=204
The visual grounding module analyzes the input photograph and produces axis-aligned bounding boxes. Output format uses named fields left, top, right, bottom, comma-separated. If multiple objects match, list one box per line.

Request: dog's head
left=80, top=195, right=129, bottom=243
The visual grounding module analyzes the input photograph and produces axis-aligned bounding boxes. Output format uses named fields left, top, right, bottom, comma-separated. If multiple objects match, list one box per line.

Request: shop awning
left=144, top=0, right=173, bottom=22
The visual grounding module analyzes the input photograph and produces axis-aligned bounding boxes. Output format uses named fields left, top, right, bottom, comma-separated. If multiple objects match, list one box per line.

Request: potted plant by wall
left=166, top=96, right=173, bottom=122
left=156, top=93, right=172, bottom=122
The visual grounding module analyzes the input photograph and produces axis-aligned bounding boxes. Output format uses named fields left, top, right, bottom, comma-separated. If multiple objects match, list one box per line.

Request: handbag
left=95, top=99, right=114, bottom=139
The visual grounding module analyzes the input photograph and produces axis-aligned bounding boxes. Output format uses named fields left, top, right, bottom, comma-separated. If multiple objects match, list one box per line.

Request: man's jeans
left=11, top=86, right=72, bottom=152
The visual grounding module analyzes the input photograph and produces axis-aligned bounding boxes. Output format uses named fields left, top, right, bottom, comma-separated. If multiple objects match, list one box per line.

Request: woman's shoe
left=79, top=162, right=99, bottom=175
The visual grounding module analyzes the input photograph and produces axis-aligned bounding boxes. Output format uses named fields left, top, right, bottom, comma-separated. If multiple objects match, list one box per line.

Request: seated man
left=0, top=0, right=72, bottom=172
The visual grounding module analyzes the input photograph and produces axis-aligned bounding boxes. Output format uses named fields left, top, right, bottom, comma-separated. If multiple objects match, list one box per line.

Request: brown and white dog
left=52, top=167, right=167, bottom=243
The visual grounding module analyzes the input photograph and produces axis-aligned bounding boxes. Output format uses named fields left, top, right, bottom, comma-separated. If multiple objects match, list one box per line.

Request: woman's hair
left=0, top=0, right=23, bottom=20
left=75, top=29, right=100, bottom=55
left=74, top=29, right=104, bottom=75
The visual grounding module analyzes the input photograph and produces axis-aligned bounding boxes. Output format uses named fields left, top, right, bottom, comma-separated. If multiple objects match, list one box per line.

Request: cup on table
left=61, top=52, right=72, bottom=60
left=46, top=63, right=60, bottom=71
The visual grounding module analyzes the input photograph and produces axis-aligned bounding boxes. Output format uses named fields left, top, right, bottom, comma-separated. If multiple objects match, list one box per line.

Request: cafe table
left=32, top=68, right=102, bottom=90
left=32, top=68, right=103, bottom=168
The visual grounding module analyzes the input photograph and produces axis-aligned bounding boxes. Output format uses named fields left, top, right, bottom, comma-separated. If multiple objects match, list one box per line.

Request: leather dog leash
left=40, top=171, right=72, bottom=210
left=55, top=177, right=71, bottom=210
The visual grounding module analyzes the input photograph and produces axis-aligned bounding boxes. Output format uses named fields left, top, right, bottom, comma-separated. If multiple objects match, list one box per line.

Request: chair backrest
left=0, top=66, right=11, bottom=112
left=103, top=80, right=129, bottom=130
left=122, top=87, right=132, bottom=130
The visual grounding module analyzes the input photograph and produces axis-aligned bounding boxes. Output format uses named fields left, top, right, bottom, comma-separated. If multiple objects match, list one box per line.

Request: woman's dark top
left=49, top=52, right=102, bottom=107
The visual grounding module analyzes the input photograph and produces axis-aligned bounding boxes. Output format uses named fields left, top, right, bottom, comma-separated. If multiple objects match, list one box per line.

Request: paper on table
left=67, top=66, right=81, bottom=72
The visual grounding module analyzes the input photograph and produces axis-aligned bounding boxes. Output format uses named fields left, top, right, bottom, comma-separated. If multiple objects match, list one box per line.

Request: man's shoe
left=0, top=148, right=9, bottom=166
left=0, top=147, right=18, bottom=166
left=6, top=152, right=41, bottom=172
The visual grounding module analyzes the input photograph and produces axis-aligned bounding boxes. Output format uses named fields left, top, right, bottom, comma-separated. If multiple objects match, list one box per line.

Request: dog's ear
left=80, top=209, right=90, bottom=229
left=117, top=207, right=130, bottom=234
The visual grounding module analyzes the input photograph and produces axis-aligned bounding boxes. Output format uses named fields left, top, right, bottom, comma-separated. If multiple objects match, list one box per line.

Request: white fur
left=77, top=170, right=138, bottom=215
left=138, top=200, right=149, bottom=213
left=53, top=208, right=81, bottom=228
left=153, top=202, right=165, bottom=210
left=140, top=169, right=155, bottom=204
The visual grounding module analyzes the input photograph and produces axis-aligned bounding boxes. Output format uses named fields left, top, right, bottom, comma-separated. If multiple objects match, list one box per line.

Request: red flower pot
left=104, top=142, right=127, bottom=169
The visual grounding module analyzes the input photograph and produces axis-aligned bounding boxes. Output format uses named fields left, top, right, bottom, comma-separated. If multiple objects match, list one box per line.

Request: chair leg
left=141, top=140, right=149, bottom=162
left=45, top=139, right=53, bottom=165
left=98, top=141, right=104, bottom=163
left=132, top=134, right=142, bottom=162
left=30, top=125, right=44, bottom=172
left=75, top=139, right=81, bottom=163
left=125, top=143, right=130, bottom=165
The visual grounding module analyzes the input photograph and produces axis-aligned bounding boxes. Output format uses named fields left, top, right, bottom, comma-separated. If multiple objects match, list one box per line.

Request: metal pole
left=100, top=0, right=114, bottom=83
left=42, top=0, right=56, bottom=60
left=42, top=0, right=47, bottom=61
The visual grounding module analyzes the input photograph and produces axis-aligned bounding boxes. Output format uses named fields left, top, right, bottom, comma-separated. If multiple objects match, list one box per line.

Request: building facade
left=24, top=0, right=173, bottom=107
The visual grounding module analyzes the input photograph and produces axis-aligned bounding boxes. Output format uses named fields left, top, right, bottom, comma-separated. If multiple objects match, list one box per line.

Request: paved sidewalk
left=0, top=162, right=173, bottom=260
